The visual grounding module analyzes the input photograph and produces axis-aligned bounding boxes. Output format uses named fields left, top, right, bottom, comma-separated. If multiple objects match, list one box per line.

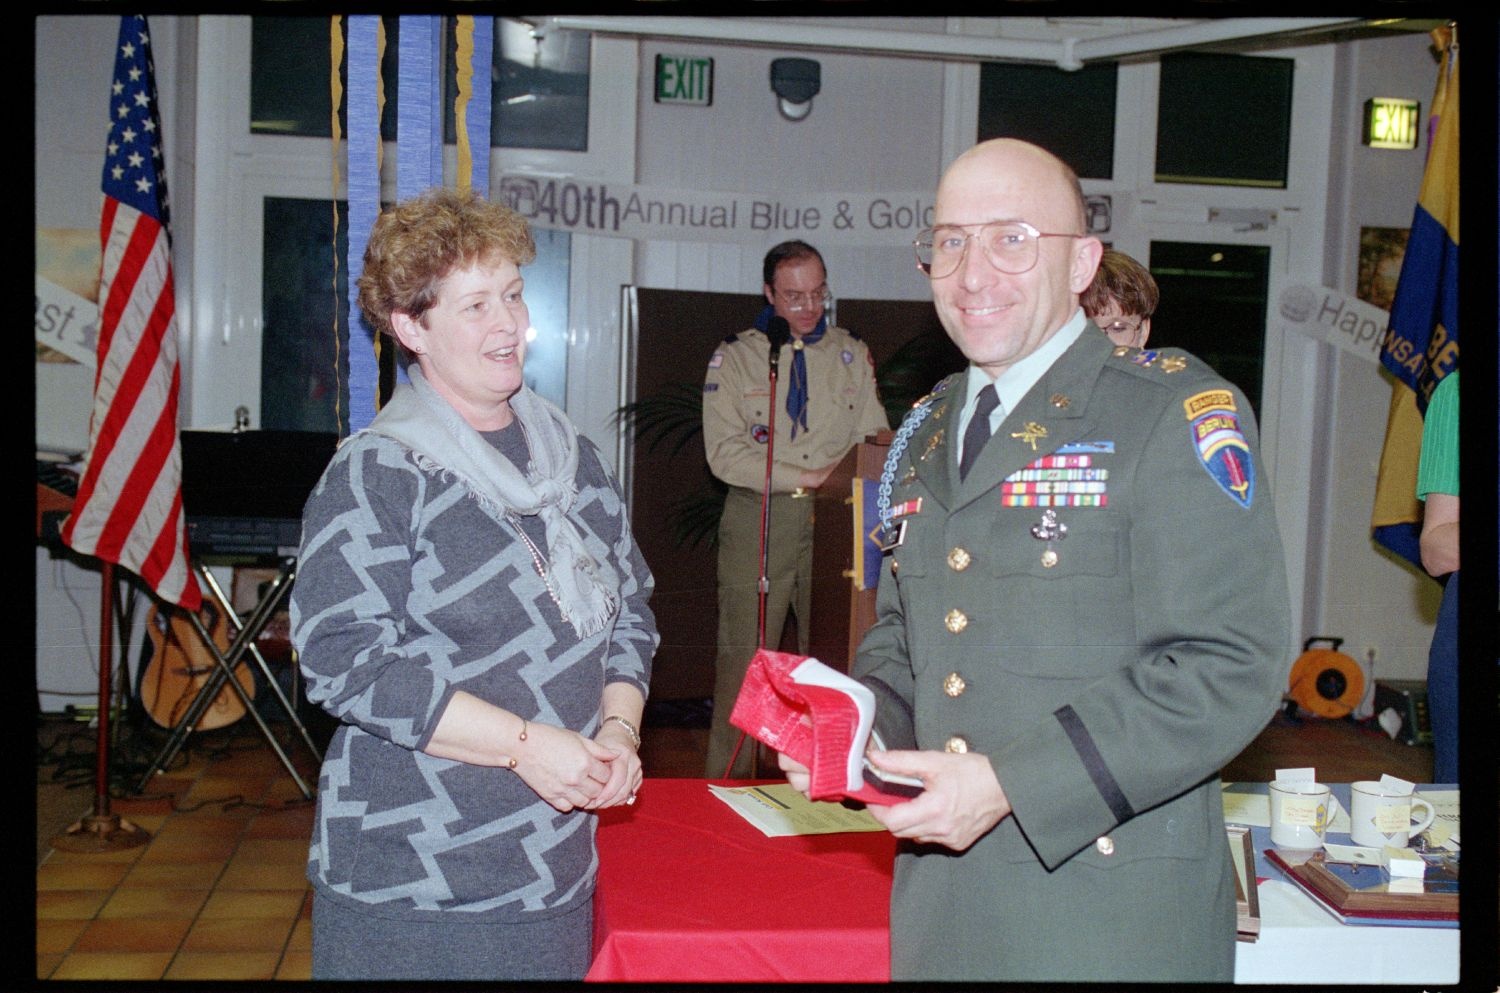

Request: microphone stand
left=725, top=318, right=788, bottom=779
left=755, top=337, right=784, bottom=657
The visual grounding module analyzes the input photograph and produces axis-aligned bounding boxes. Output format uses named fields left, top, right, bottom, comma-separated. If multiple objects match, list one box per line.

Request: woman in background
left=291, top=187, right=657, bottom=980
left=1080, top=248, right=1158, bottom=349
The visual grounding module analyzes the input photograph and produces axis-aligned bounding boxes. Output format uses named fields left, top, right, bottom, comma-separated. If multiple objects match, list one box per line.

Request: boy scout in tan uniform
left=780, top=140, right=1291, bottom=981
left=702, top=241, right=887, bottom=778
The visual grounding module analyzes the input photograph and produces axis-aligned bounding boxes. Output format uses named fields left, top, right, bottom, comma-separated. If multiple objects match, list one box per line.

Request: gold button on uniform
left=1095, top=836, right=1115, bottom=856
left=944, top=609, right=968, bottom=634
left=947, top=547, right=972, bottom=571
left=943, top=672, right=966, bottom=697
left=944, top=735, right=970, bottom=754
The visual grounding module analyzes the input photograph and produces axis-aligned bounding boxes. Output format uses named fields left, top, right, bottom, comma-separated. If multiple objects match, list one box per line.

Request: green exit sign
left=1363, top=97, right=1421, bottom=150
left=655, top=54, right=713, bottom=106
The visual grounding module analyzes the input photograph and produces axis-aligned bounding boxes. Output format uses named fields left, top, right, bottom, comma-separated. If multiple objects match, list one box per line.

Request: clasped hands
left=512, top=720, right=643, bottom=814
left=778, top=747, right=1012, bottom=851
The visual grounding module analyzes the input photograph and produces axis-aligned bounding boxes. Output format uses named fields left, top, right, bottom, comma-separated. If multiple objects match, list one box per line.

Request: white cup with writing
left=1268, top=780, right=1331, bottom=850
left=1348, top=781, right=1436, bottom=849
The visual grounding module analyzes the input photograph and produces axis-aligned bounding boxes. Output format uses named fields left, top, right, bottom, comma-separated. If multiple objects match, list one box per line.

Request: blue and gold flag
left=853, top=478, right=884, bottom=591
left=1371, top=25, right=1458, bottom=571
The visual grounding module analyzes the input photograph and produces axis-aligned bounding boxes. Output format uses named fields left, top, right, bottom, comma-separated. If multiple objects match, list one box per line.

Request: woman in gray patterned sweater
left=291, top=188, right=657, bottom=980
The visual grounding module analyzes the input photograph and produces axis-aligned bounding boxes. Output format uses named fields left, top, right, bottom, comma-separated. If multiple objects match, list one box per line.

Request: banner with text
left=497, top=172, right=936, bottom=248
left=35, top=275, right=98, bottom=368
left=1275, top=284, right=1391, bottom=366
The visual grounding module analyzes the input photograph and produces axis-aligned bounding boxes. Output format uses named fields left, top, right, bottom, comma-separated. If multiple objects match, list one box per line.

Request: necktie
left=754, top=306, right=825, bottom=440
left=786, top=324, right=826, bottom=439
left=960, top=385, right=1001, bottom=480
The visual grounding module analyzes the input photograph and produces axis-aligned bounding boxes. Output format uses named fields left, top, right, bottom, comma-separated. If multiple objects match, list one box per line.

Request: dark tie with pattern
left=960, top=384, right=1001, bottom=481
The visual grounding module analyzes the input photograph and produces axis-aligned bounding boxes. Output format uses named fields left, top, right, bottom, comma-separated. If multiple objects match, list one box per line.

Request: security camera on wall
left=770, top=58, right=821, bottom=121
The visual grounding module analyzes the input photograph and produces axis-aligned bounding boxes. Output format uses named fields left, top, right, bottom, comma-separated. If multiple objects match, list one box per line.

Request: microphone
left=765, top=316, right=791, bottom=375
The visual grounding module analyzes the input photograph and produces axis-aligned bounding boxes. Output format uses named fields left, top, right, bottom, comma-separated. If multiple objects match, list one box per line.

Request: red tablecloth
left=588, top=778, right=895, bottom=982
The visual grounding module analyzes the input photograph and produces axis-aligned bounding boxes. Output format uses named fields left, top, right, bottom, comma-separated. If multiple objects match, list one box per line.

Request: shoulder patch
left=910, top=373, right=959, bottom=410
left=1184, top=389, right=1255, bottom=508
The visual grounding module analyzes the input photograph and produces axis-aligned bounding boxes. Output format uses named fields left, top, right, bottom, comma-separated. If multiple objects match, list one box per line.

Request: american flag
left=61, top=15, right=201, bottom=611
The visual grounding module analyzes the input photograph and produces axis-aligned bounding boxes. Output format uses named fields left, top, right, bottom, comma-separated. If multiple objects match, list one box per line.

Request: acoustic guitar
left=140, top=602, right=256, bottom=731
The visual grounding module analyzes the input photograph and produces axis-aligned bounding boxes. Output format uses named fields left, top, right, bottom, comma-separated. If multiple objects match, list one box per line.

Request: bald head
left=939, top=139, right=1089, bottom=236
left=927, top=139, right=1102, bottom=377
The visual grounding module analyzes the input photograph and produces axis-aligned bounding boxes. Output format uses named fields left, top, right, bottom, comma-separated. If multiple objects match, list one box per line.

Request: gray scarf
left=364, top=366, right=619, bottom=638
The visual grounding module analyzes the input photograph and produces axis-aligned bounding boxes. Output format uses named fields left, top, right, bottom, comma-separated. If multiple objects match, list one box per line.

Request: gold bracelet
left=507, top=718, right=529, bottom=770
left=602, top=714, right=641, bottom=749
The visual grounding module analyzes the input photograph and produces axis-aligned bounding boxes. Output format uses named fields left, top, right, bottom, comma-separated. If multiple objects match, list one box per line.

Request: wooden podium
left=806, top=431, right=893, bottom=673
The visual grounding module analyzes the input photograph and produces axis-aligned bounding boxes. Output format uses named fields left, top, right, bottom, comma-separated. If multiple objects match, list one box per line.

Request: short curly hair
left=356, top=187, right=537, bottom=343
left=1080, top=249, right=1158, bottom=320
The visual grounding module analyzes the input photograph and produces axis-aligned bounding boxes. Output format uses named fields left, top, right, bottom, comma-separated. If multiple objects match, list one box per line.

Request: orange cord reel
left=1286, top=636, right=1366, bottom=719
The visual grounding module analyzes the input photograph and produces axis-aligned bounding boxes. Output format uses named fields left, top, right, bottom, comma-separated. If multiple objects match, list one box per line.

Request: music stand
left=133, top=429, right=335, bottom=798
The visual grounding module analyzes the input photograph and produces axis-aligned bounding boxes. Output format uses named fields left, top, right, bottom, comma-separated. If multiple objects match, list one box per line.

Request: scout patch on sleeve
left=708, top=351, right=724, bottom=369
left=1184, top=389, right=1255, bottom=508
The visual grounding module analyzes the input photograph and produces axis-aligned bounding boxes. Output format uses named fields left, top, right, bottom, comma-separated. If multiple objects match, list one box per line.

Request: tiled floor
left=36, top=702, right=1432, bottom=980
left=37, top=720, right=319, bottom=981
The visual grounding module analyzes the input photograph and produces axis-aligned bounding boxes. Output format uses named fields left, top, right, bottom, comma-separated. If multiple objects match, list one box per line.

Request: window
left=443, top=18, right=591, bottom=152
left=977, top=61, right=1117, bottom=180
left=1147, top=241, right=1271, bottom=417
left=1155, top=52, right=1294, bottom=188
left=251, top=16, right=398, bottom=140
left=260, top=197, right=347, bottom=434
left=250, top=16, right=591, bottom=152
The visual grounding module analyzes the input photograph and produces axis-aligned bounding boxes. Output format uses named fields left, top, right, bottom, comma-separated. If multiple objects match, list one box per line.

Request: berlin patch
left=1184, top=390, right=1255, bottom=508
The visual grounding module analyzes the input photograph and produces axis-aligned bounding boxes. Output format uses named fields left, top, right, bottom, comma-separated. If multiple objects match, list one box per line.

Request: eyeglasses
left=1096, top=316, right=1145, bottom=336
left=914, top=222, right=1080, bottom=279
left=774, top=285, right=830, bottom=309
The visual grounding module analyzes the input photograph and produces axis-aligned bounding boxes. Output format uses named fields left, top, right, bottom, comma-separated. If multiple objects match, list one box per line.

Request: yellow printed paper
left=708, top=783, right=885, bottom=837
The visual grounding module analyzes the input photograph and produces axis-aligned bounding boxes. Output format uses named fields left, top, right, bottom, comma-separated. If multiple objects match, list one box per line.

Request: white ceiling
left=536, top=15, right=1438, bottom=70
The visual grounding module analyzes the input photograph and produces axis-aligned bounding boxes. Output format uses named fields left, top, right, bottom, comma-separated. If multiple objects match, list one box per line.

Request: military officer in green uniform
left=703, top=241, right=888, bottom=779
left=781, top=139, right=1291, bottom=981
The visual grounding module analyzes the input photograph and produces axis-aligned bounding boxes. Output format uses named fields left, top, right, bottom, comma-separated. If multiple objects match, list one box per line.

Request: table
left=588, top=778, right=1460, bottom=984
left=1230, top=782, right=1460, bottom=985
left=588, top=778, right=895, bottom=982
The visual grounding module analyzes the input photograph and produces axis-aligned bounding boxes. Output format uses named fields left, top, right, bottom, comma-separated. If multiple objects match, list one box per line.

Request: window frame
left=185, top=16, right=637, bottom=463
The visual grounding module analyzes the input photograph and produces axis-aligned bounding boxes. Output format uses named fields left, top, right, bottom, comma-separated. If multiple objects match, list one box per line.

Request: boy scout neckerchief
left=755, top=305, right=827, bottom=438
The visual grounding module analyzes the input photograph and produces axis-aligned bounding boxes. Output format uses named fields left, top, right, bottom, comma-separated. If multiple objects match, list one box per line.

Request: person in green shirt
left=1416, top=369, right=1459, bottom=782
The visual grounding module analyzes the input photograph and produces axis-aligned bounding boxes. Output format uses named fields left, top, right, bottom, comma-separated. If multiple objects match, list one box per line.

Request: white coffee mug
left=1268, top=780, right=1331, bottom=849
left=1348, top=781, right=1436, bottom=848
